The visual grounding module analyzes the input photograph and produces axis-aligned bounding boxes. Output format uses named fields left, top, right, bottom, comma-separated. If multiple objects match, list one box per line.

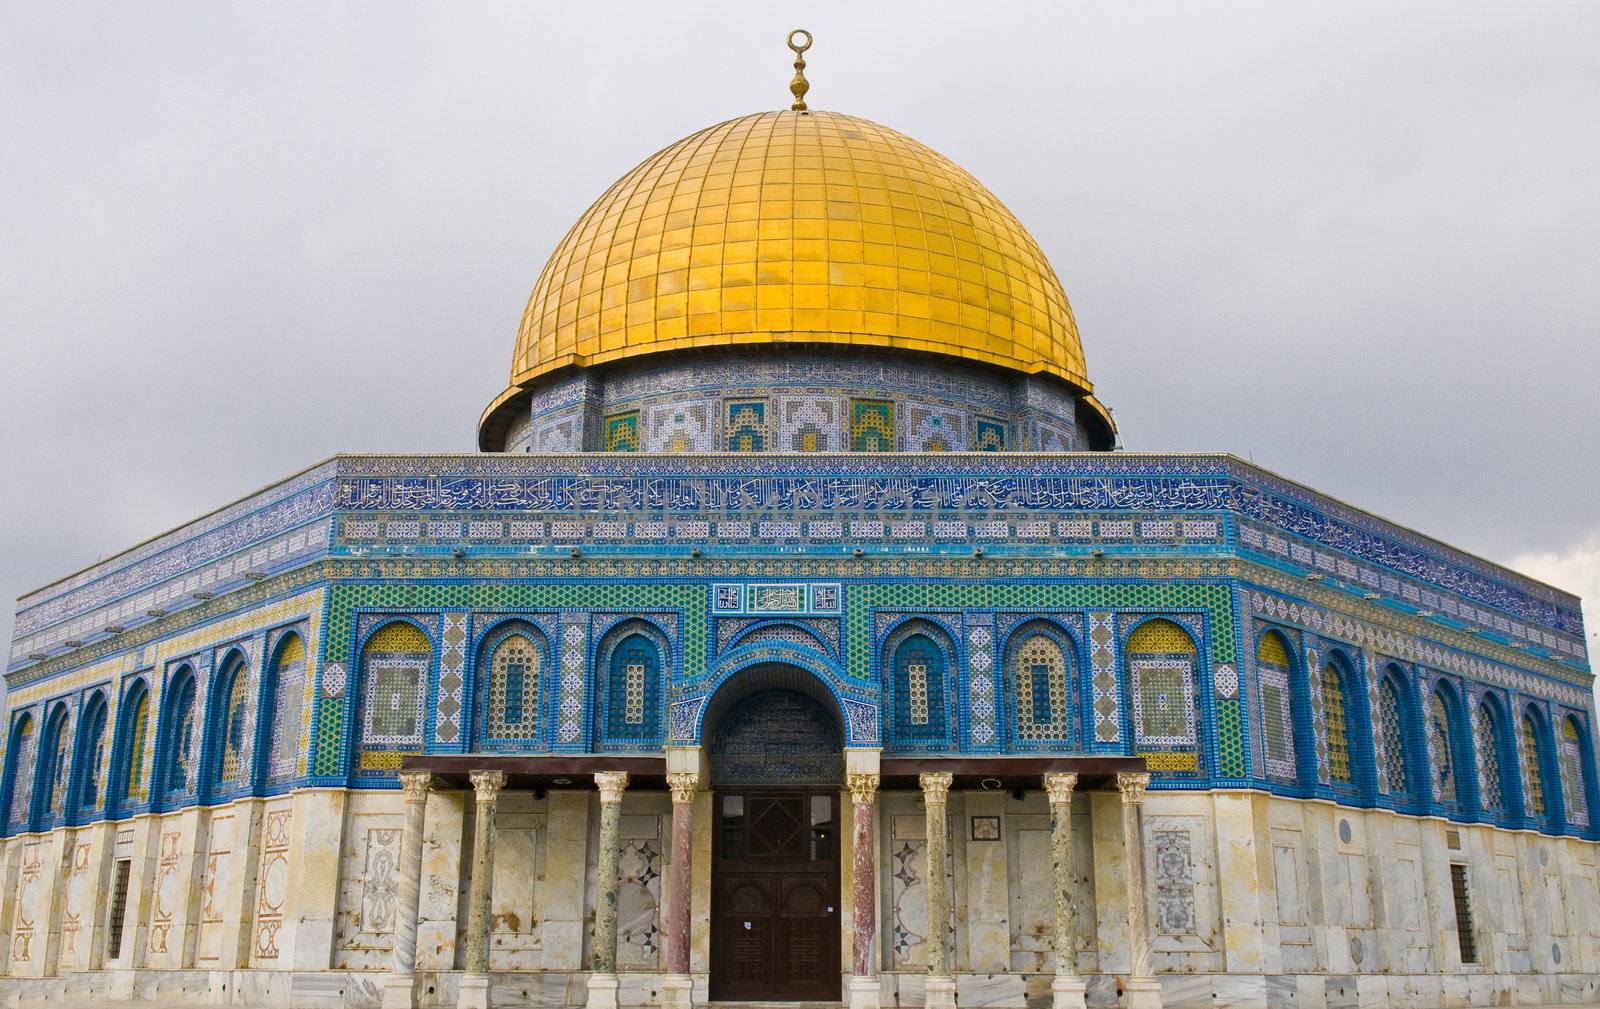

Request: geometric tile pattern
left=434, top=613, right=468, bottom=745
left=966, top=622, right=996, bottom=747
left=1377, top=678, right=1409, bottom=799
left=1474, top=701, right=1504, bottom=814
left=1089, top=612, right=1119, bottom=743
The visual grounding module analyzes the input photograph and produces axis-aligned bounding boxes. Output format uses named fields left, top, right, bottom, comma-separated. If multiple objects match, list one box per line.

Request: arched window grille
left=75, top=693, right=110, bottom=816
left=4, top=715, right=36, bottom=832
left=122, top=688, right=151, bottom=804
left=1321, top=663, right=1354, bottom=786
left=1010, top=630, right=1071, bottom=744
left=39, top=705, right=73, bottom=822
left=264, top=633, right=307, bottom=786
left=885, top=625, right=951, bottom=748
left=1521, top=712, right=1547, bottom=819
left=358, top=622, right=431, bottom=775
left=484, top=631, right=542, bottom=747
left=1559, top=717, right=1590, bottom=830
left=1256, top=631, right=1297, bottom=782
left=211, top=657, right=252, bottom=792
left=1126, top=619, right=1199, bottom=750
left=1473, top=701, right=1506, bottom=815
left=1376, top=678, right=1410, bottom=799
left=1426, top=688, right=1463, bottom=810
left=600, top=628, right=665, bottom=748
left=161, top=672, right=199, bottom=803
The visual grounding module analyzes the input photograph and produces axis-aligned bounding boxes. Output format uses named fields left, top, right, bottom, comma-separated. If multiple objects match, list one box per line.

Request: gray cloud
left=2, top=2, right=1598, bottom=661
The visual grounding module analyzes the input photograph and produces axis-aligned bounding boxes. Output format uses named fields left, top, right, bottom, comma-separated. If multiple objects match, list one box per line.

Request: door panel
left=711, top=791, right=840, bottom=1001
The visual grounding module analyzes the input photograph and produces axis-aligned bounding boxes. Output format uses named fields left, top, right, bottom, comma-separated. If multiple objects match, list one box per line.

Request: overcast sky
left=2, top=2, right=1597, bottom=671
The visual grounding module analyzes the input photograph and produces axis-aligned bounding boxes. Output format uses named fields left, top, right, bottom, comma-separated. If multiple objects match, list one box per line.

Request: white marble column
left=1044, top=772, right=1087, bottom=1009
left=1117, top=772, right=1162, bottom=1009
left=459, top=769, right=506, bottom=1009
left=586, top=771, right=629, bottom=1009
left=382, top=770, right=432, bottom=1009
left=919, top=771, right=955, bottom=1009
left=662, top=770, right=698, bottom=1009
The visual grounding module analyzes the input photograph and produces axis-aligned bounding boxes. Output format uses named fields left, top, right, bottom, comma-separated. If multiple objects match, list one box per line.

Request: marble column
left=383, top=771, right=433, bottom=1009
left=459, top=770, right=506, bottom=1009
left=1044, top=772, right=1087, bottom=1009
left=919, top=771, right=955, bottom=1009
left=586, top=771, right=630, bottom=1009
left=662, top=770, right=698, bottom=1009
left=1117, top=772, right=1162, bottom=1009
left=848, top=770, right=881, bottom=1009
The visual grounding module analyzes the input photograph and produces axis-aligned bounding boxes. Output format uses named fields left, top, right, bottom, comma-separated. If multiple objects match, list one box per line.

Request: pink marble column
left=662, top=771, right=698, bottom=1009
left=848, top=770, right=880, bottom=1001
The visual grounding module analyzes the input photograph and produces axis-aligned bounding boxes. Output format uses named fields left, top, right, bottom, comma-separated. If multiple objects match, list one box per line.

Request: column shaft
left=586, top=771, right=629, bottom=1009
left=1117, top=772, right=1162, bottom=1009
left=458, top=770, right=505, bottom=1009
left=1044, top=773, right=1087, bottom=1009
left=919, top=771, right=955, bottom=1009
left=383, top=771, right=432, bottom=1009
left=849, top=772, right=880, bottom=976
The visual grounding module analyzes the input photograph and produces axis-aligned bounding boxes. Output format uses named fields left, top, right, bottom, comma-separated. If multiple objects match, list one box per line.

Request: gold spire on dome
left=787, top=29, right=812, bottom=111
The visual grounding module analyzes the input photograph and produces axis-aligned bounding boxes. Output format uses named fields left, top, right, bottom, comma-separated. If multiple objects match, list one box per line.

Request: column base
left=661, top=973, right=693, bottom=1009
left=381, top=973, right=417, bottom=1009
left=924, top=975, right=957, bottom=1009
left=457, top=972, right=491, bottom=1009
left=1123, top=976, right=1163, bottom=1009
left=1050, top=975, right=1087, bottom=1009
left=586, top=972, right=621, bottom=1009
left=848, top=975, right=882, bottom=1009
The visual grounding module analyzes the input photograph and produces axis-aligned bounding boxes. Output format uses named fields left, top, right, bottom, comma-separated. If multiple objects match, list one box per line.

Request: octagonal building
left=2, top=75, right=1596, bottom=1009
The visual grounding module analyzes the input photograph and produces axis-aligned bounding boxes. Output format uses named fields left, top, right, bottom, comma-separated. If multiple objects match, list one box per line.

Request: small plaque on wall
left=970, top=815, right=1001, bottom=841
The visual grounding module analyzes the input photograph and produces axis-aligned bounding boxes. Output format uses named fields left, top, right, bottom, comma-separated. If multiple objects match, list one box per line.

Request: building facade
left=1, top=97, right=1597, bottom=1009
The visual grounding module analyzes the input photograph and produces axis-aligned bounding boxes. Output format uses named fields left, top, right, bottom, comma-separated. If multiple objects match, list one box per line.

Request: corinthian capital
left=847, top=771, right=881, bottom=805
left=918, top=770, right=953, bottom=804
left=667, top=771, right=699, bottom=804
left=1116, top=771, right=1150, bottom=804
left=595, top=770, right=630, bottom=804
left=398, top=769, right=433, bottom=801
left=1042, top=771, right=1078, bottom=805
left=469, top=769, right=506, bottom=802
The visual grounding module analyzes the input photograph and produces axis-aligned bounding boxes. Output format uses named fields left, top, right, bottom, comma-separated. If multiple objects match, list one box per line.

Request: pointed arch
left=36, top=702, right=73, bottom=826
left=1558, top=714, right=1593, bottom=832
left=260, top=631, right=308, bottom=788
left=1520, top=704, right=1556, bottom=826
left=3, top=713, right=37, bottom=833
left=1424, top=681, right=1470, bottom=812
left=1472, top=695, right=1513, bottom=819
left=72, top=690, right=111, bottom=819
left=1375, top=666, right=1415, bottom=803
left=474, top=619, right=551, bottom=751
left=355, top=620, right=432, bottom=777
left=206, top=650, right=253, bottom=798
left=156, top=665, right=200, bottom=808
left=595, top=620, right=668, bottom=750
left=111, top=678, right=152, bottom=812
left=1255, top=628, right=1301, bottom=784
left=1125, top=618, right=1199, bottom=752
left=882, top=619, right=956, bottom=750
left=1316, top=650, right=1372, bottom=796
left=1002, top=619, right=1077, bottom=748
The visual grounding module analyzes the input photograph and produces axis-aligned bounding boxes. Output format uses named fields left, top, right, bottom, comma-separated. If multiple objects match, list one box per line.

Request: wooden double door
left=710, top=789, right=841, bottom=1001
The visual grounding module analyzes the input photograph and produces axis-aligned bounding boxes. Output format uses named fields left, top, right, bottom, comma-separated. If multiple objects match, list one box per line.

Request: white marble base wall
left=3, top=786, right=1600, bottom=1008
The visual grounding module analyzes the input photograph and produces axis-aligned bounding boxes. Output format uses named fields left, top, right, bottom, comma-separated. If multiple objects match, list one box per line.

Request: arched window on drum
left=1125, top=619, right=1199, bottom=766
left=1255, top=630, right=1299, bottom=783
left=1424, top=684, right=1468, bottom=813
left=37, top=703, right=73, bottom=825
left=115, top=682, right=152, bottom=809
left=357, top=622, right=431, bottom=776
left=1316, top=656, right=1368, bottom=793
left=476, top=624, right=545, bottom=751
left=1558, top=716, right=1592, bottom=831
left=1006, top=623, right=1073, bottom=747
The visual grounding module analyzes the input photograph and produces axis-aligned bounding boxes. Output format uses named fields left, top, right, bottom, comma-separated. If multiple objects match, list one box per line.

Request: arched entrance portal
left=705, top=668, right=843, bottom=1002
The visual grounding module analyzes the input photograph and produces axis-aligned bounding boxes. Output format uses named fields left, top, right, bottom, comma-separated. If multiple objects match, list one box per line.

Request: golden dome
left=483, top=109, right=1104, bottom=441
